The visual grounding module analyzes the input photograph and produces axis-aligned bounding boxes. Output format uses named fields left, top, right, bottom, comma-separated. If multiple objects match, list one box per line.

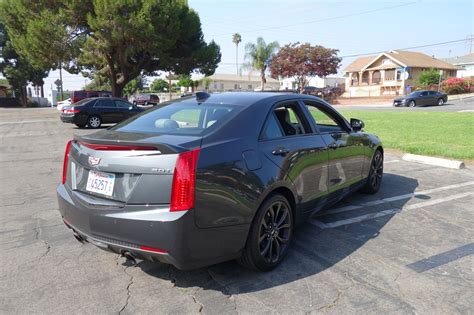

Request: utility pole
left=59, top=62, right=64, bottom=101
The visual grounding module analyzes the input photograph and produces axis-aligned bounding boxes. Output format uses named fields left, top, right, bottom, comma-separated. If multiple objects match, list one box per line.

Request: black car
left=393, top=90, right=448, bottom=107
left=57, top=92, right=383, bottom=271
left=60, top=97, right=144, bottom=128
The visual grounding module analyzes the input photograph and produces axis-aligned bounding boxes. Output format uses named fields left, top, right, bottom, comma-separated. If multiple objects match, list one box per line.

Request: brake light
left=62, top=140, right=72, bottom=184
left=63, top=108, right=80, bottom=114
left=78, top=141, right=156, bottom=151
left=170, top=148, right=200, bottom=211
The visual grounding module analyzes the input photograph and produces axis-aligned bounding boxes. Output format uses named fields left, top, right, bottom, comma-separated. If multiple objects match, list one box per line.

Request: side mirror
left=350, top=118, right=364, bottom=132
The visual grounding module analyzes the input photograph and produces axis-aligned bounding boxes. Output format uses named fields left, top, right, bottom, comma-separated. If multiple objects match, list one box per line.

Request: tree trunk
left=40, top=85, right=44, bottom=98
left=168, top=72, right=172, bottom=101
left=261, top=70, right=265, bottom=91
left=110, top=80, right=124, bottom=97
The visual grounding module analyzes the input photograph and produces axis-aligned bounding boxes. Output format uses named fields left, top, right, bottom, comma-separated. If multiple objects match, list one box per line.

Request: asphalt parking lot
left=1, top=107, right=473, bottom=314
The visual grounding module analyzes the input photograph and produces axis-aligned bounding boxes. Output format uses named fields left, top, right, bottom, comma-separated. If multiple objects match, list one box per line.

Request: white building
left=443, top=53, right=474, bottom=78
left=279, top=76, right=345, bottom=91
left=198, top=73, right=280, bottom=92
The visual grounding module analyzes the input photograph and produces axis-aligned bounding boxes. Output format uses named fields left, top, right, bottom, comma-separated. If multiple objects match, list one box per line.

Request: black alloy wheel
left=408, top=100, right=416, bottom=107
left=239, top=194, right=293, bottom=271
left=437, top=98, right=444, bottom=106
left=362, top=150, right=383, bottom=194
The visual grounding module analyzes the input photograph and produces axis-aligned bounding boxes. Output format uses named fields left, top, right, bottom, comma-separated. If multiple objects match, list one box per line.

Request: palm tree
left=244, top=37, right=279, bottom=91
left=232, top=33, right=242, bottom=75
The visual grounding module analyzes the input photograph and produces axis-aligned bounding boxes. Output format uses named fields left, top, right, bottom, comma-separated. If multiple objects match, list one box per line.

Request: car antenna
left=196, top=92, right=210, bottom=104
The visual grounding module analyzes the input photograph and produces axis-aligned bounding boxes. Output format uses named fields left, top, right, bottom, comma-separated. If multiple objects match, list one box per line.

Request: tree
left=150, top=79, right=168, bottom=92
left=244, top=37, right=279, bottom=91
left=232, top=33, right=242, bottom=75
left=123, top=75, right=145, bottom=96
left=201, top=77, right=212, bottom=91
left=418, top=68, right=441, bottom=86
left=0, top=22, right=48, bottom=105
left=177, top=75, right=194, bottom=88
left=270, top=42, right=341, bottom=93
left=0, top=0, right=221, bottom=97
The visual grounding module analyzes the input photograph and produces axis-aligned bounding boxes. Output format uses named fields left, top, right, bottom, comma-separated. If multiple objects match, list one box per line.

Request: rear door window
left=94, top=99, right=116, bottom=108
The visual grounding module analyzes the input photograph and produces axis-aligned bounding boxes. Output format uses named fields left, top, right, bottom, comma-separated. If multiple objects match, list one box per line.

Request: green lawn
left=337, top=111, right=474, bottom=160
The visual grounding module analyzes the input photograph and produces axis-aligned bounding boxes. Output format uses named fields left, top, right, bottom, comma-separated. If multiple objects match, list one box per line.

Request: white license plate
left=86, top=170, right=115, bottom=196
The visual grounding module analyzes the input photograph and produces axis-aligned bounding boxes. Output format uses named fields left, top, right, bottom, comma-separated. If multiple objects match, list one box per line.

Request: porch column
left=359, top=72, right=363, bottom=86
left=369, top=71, right=374, bottom=85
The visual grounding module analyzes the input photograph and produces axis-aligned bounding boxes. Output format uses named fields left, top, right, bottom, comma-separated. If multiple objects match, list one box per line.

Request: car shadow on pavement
left=136, top=173, right=418, bottom=295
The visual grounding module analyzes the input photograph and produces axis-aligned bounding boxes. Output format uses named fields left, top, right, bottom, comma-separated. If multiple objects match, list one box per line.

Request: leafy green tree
left=150, top=78, right=168, bottom=92
left=177, top=75, right=194, bottom=88
left=123, top=75, right=145, bottom=96
left=0, top=22, right=48, bottom=105
left=201, top=77, right=212, bottom=91
left=244, top=37, right=279, bottom=91
left=0, top=0, right=221, bottom=97
left=232, top=33, right=242, bottom=75
left=418, top=68, right=441, bottom=86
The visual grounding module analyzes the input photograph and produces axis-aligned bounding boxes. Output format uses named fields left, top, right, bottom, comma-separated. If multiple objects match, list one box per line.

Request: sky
left=18, top=0, right=474, bottom=91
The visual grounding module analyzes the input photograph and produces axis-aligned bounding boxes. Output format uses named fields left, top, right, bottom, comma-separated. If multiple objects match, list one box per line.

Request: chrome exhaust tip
left=121, top=251, right=137, bottom=266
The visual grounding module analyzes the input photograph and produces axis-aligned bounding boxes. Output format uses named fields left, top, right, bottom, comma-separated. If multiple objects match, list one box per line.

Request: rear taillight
left=62, top=140, right=72, bottom=184
left=63, top=108, right=79, bottom=114
left=78, top=141, right=156, bottom=151
left=170, top=148, right=200, bottom=212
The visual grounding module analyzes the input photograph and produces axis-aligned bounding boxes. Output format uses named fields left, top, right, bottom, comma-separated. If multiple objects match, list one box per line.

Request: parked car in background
left=393, top=90, right=448, bottom=107
left=57, top=92, right=383, bottom=271
left=60, top=97, right=143, bottom=128
left=71, top=90, right=112, bottom=104
left=57, top=98, right=72, bottom=111
left=133, top=93, right=160, bottom=106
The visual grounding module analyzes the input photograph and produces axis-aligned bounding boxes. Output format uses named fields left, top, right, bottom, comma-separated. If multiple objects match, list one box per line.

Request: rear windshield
left=111, top=101, right=238, bottom=136
left=73, top=91, right=86, bottom=98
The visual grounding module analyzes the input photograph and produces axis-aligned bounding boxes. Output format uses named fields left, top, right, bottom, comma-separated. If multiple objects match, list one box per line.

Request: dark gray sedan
left=57, top=92, right=383, bottom=271
left=393, top=90, right=448, bottom=107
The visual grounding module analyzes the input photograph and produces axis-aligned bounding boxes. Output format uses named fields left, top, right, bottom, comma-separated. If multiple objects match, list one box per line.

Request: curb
left=402, top=153, right=465, bottom=169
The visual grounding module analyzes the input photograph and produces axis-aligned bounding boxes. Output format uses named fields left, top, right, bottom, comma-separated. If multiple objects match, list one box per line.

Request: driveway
left=1, top=108, right=472, bottom=314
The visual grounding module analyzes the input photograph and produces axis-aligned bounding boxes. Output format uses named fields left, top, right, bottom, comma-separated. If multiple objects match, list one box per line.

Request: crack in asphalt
left=117, top=257, right=134, bottom=315
left=34, top=226, right=51, bottom=260
left=207, top=268, right=238, bottom=312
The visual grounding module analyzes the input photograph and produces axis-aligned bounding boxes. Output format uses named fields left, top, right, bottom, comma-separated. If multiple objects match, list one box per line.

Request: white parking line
left=315, top=181, right=474, bottom=217
left=0, top=119, right=57, bottom=125
left=310, top=191, right=473, bottom=229
left=458, top=110, right=474, bottom=113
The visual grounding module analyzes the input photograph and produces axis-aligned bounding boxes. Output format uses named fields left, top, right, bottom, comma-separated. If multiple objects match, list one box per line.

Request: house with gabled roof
left=343, top=50, right=458, bottom=97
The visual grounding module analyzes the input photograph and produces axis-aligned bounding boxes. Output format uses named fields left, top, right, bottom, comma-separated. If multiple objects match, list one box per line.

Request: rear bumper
left=57, top=184, right=246, bottom=270
left=60, top=115, right=87, bottom=125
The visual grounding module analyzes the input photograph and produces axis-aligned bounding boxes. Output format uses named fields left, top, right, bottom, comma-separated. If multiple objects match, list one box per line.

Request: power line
left=339, top=38, right=473, bottom=58
left=209, top=2, right=417, bottom=37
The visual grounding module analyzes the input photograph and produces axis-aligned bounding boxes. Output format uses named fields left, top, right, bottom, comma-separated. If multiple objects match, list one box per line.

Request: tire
left=361, top=149, right=383, bottom=194
left=75, top=123, right=86, bottom=128
left=437, top=98, right=444, bottom=106
left=408, top=100, right=416, bottom=107
left=87, top=115, right=102, bottom=128
left=238, top=194, right=293, bottom=271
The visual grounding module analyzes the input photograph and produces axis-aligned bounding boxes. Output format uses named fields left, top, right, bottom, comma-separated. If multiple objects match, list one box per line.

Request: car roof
left=177, top=92, right=319, bottom=107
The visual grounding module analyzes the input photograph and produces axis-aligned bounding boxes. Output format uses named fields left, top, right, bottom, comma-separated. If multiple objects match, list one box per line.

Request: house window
left=248, top=84, right=252, bottom=90
left=220, top=83, right=224, bottom=90
left=362, top=72, right=369, bottom=84
left=396, top=71, right=401, bottom=81
left=213, top=83, right=217, bottom=89
left=372, top=71, right=381, bottom=84
left=351, top=73, right=359, bottom=86
left=234, top=84, right=238, bottom=90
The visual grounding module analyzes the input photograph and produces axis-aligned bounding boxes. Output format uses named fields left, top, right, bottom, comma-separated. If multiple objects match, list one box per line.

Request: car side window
left=115, top=100, right=131, bottom=109
left=420, top=92, right=427, bottom=96
left=303, top=102, right=346, bottom=133
left=262, top=103, right=311, bottom=140
left=94, top=99, right=116, bottom=108
left=263, top=113, right=284, bottom=140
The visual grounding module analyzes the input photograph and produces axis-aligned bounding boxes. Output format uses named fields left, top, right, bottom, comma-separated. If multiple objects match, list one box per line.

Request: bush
left=418, top=69, right=440, bottom=85
left=440, top=78, right=471, bottom=95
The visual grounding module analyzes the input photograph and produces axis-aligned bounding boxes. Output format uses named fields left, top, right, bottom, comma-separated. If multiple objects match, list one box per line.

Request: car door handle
left=272, top=147, right=290, bottom=156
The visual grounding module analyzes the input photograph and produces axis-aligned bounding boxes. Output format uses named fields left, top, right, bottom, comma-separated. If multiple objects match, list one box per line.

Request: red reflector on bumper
left=139, top=245, right=168, bottom=254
